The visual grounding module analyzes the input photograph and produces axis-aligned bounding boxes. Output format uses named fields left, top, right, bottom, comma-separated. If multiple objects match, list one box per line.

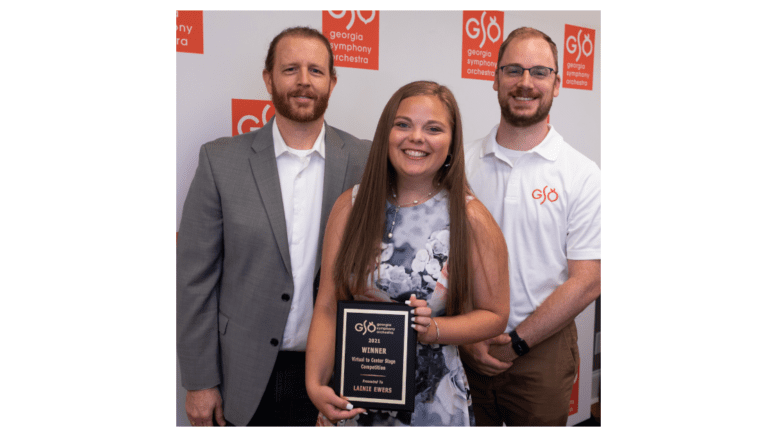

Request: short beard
left=271, top=82, right=330, bottom=123
left=498, top=92, right=553, bottom=128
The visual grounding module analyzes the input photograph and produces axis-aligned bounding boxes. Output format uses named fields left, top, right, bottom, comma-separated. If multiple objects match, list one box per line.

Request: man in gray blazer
left=177, top=27, right=370, bottom=426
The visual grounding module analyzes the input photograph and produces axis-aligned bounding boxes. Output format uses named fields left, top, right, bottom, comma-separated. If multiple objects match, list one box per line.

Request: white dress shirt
left=272, top=121, right=326, bottom=351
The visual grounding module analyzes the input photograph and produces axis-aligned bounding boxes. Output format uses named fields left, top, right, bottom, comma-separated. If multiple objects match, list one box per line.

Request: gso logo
left=176, top=10, right=203, bottom=54
left=465, top=11, right=501, bottom=49
left=566, top=29, right=594, bottom=62
left=532, top=186, right=559, bottom=205
left=354, top=320, right=376, bottom=335
left=231, top=99, right=275, bottom=137
left=328, top=10, right=376, bottom=30
left=237, top=105, right=273, bottom=133
left=562, top=24, right=595, bottom=90
left=324, top=10, right=379, bottom=70
left=461, top=11, right=503, bottom=81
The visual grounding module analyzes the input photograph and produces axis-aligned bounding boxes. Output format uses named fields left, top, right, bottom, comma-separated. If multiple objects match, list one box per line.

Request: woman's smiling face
left=388, top=95, right=452, bottom=185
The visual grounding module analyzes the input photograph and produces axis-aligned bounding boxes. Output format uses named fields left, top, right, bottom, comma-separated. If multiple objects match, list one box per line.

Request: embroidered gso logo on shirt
left=532, top=186, right=558, bottom=205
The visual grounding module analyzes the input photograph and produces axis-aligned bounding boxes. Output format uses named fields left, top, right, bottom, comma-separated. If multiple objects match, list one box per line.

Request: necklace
left=386, top=185, right=440, bottom=239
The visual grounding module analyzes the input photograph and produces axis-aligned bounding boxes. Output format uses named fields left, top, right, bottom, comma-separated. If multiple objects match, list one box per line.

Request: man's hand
left=460, top=334, right=514, bottom=376
left=488, top=333, right=519, bottom=362
left=185, top=387, right=226, bottom=426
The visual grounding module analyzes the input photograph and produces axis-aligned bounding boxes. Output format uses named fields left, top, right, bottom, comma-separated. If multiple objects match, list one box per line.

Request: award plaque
left=333, top=301, right=416, bottom=411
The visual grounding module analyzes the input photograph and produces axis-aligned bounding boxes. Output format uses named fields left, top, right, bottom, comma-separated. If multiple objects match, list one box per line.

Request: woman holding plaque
left=306, top=81, right=509, bottom=426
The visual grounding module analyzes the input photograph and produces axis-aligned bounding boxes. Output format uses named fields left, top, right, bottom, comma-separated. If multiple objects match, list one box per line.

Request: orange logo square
left=569, top=361, right=580, bottom=416
left=232, top=99, right=275, bottom=137
left=177, top=11, right=203, bottom=54
left=323, top=11, right=380, bottom=71
left=563, top=24, right=596, bottom=90
left=461, top=11, right=503, bottom=81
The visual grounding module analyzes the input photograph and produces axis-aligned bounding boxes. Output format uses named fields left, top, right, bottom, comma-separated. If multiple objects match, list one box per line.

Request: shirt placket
left=285, top=154, right=311, bottom=348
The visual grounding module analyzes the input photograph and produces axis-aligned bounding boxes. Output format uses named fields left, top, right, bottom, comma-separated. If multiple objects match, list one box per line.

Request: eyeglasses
left=499, top=64, right=555, bottom=79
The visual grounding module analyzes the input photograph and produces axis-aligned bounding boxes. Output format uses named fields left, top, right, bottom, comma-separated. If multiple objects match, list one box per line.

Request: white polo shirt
left=273, top=121, right=326, bottom=351
left=464, top=124, right=601, bottom=332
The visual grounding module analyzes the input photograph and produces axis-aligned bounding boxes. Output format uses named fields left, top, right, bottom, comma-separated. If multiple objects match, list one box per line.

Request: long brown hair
left=334, top=81, right=473, bottom=316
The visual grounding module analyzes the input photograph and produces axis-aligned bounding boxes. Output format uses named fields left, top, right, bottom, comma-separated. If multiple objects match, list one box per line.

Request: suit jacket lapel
left=249, top=119, right=293, bottom=277
left=317, top=123, right=349, bottom=271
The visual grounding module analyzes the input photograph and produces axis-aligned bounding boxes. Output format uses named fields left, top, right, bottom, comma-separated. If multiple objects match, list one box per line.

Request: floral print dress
left=336, top=185, right=475, bottom=426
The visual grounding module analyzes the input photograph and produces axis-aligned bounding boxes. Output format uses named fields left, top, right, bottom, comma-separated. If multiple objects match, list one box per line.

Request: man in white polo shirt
left=461, top=27, right=601, bottom=426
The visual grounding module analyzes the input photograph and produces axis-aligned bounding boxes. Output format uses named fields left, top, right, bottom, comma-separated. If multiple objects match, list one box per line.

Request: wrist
left=418, top=318, right=440, bottom=344
left=430, top=317, right=440, bottom=343
left=508, top=330, right=530, bottom=357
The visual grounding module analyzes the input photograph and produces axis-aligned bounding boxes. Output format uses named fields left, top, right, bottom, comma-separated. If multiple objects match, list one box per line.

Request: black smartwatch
left=509, top=331, right=530, bottom=357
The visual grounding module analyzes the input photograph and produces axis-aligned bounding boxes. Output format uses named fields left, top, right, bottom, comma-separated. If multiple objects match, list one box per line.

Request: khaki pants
left=463, top=321, right=580, bottom=426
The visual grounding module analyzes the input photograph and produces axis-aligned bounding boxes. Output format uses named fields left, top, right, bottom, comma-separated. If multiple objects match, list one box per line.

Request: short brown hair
left=496, top=27, right=558, bottom=73
left=264, top=26, right=336, bottom=78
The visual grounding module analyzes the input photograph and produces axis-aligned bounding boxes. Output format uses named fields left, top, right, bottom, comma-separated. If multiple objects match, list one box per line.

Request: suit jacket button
left=281, top=293, right=290, bottom=301
left=270, top=338, right=279, bottom=346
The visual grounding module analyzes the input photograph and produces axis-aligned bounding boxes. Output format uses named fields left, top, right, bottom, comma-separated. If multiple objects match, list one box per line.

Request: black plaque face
left=333, top=301, right=416, bottom=411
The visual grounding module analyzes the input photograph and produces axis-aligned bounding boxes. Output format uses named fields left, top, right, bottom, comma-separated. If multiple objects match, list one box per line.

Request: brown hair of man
left=264, top=26, right=337, bottom=78
left=496, top=27, right=559, bottom=73
left=334, top=81, right=473, bottom=317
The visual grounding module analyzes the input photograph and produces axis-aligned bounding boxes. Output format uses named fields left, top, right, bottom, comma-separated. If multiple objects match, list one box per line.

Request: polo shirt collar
left=272, top=120, right=327, bottom=159
left=532, top=124, right=562, bottom=162
left=484, top=123, right=562, bottom=164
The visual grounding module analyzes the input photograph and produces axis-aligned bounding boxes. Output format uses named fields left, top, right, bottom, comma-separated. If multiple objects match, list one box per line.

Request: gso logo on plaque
left=461, top=11, right=503, bottom=81
left=323, top=11, right=379, bottom=71
left=231, top=99, right=275, bottom=137
left=176, top=11, right=203, bottom=54
left=563, top=24, right=596, bottom=90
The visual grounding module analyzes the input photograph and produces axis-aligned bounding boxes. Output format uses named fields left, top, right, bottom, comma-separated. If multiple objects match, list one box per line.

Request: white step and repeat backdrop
left=176, top=10, right=600, bottom=426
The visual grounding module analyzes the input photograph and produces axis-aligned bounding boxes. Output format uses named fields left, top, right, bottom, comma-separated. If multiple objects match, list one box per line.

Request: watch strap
left=509, top=330, right=530, bottom=357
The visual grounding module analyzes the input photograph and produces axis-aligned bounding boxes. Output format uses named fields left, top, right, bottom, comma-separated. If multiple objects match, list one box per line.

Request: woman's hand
left=307, top=383, right=366, bottom=424
left=406, top=294, right=435, bottom=343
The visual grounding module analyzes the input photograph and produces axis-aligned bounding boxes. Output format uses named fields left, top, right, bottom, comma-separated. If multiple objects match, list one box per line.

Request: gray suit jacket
left=177, top=118, right=370, bottom=425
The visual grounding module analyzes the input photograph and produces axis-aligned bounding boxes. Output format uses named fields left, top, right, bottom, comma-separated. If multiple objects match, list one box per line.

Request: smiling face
left=262, top=35, right=337, bottom=124
left=388, top=95, right=453, bottom=187
left=494, top=37, right=560, bottom=128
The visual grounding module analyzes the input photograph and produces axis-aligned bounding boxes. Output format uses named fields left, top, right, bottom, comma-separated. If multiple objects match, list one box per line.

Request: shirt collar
left=483, top=123, right=561, bottom=163
left=272, top=120, right=327, bottom=159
